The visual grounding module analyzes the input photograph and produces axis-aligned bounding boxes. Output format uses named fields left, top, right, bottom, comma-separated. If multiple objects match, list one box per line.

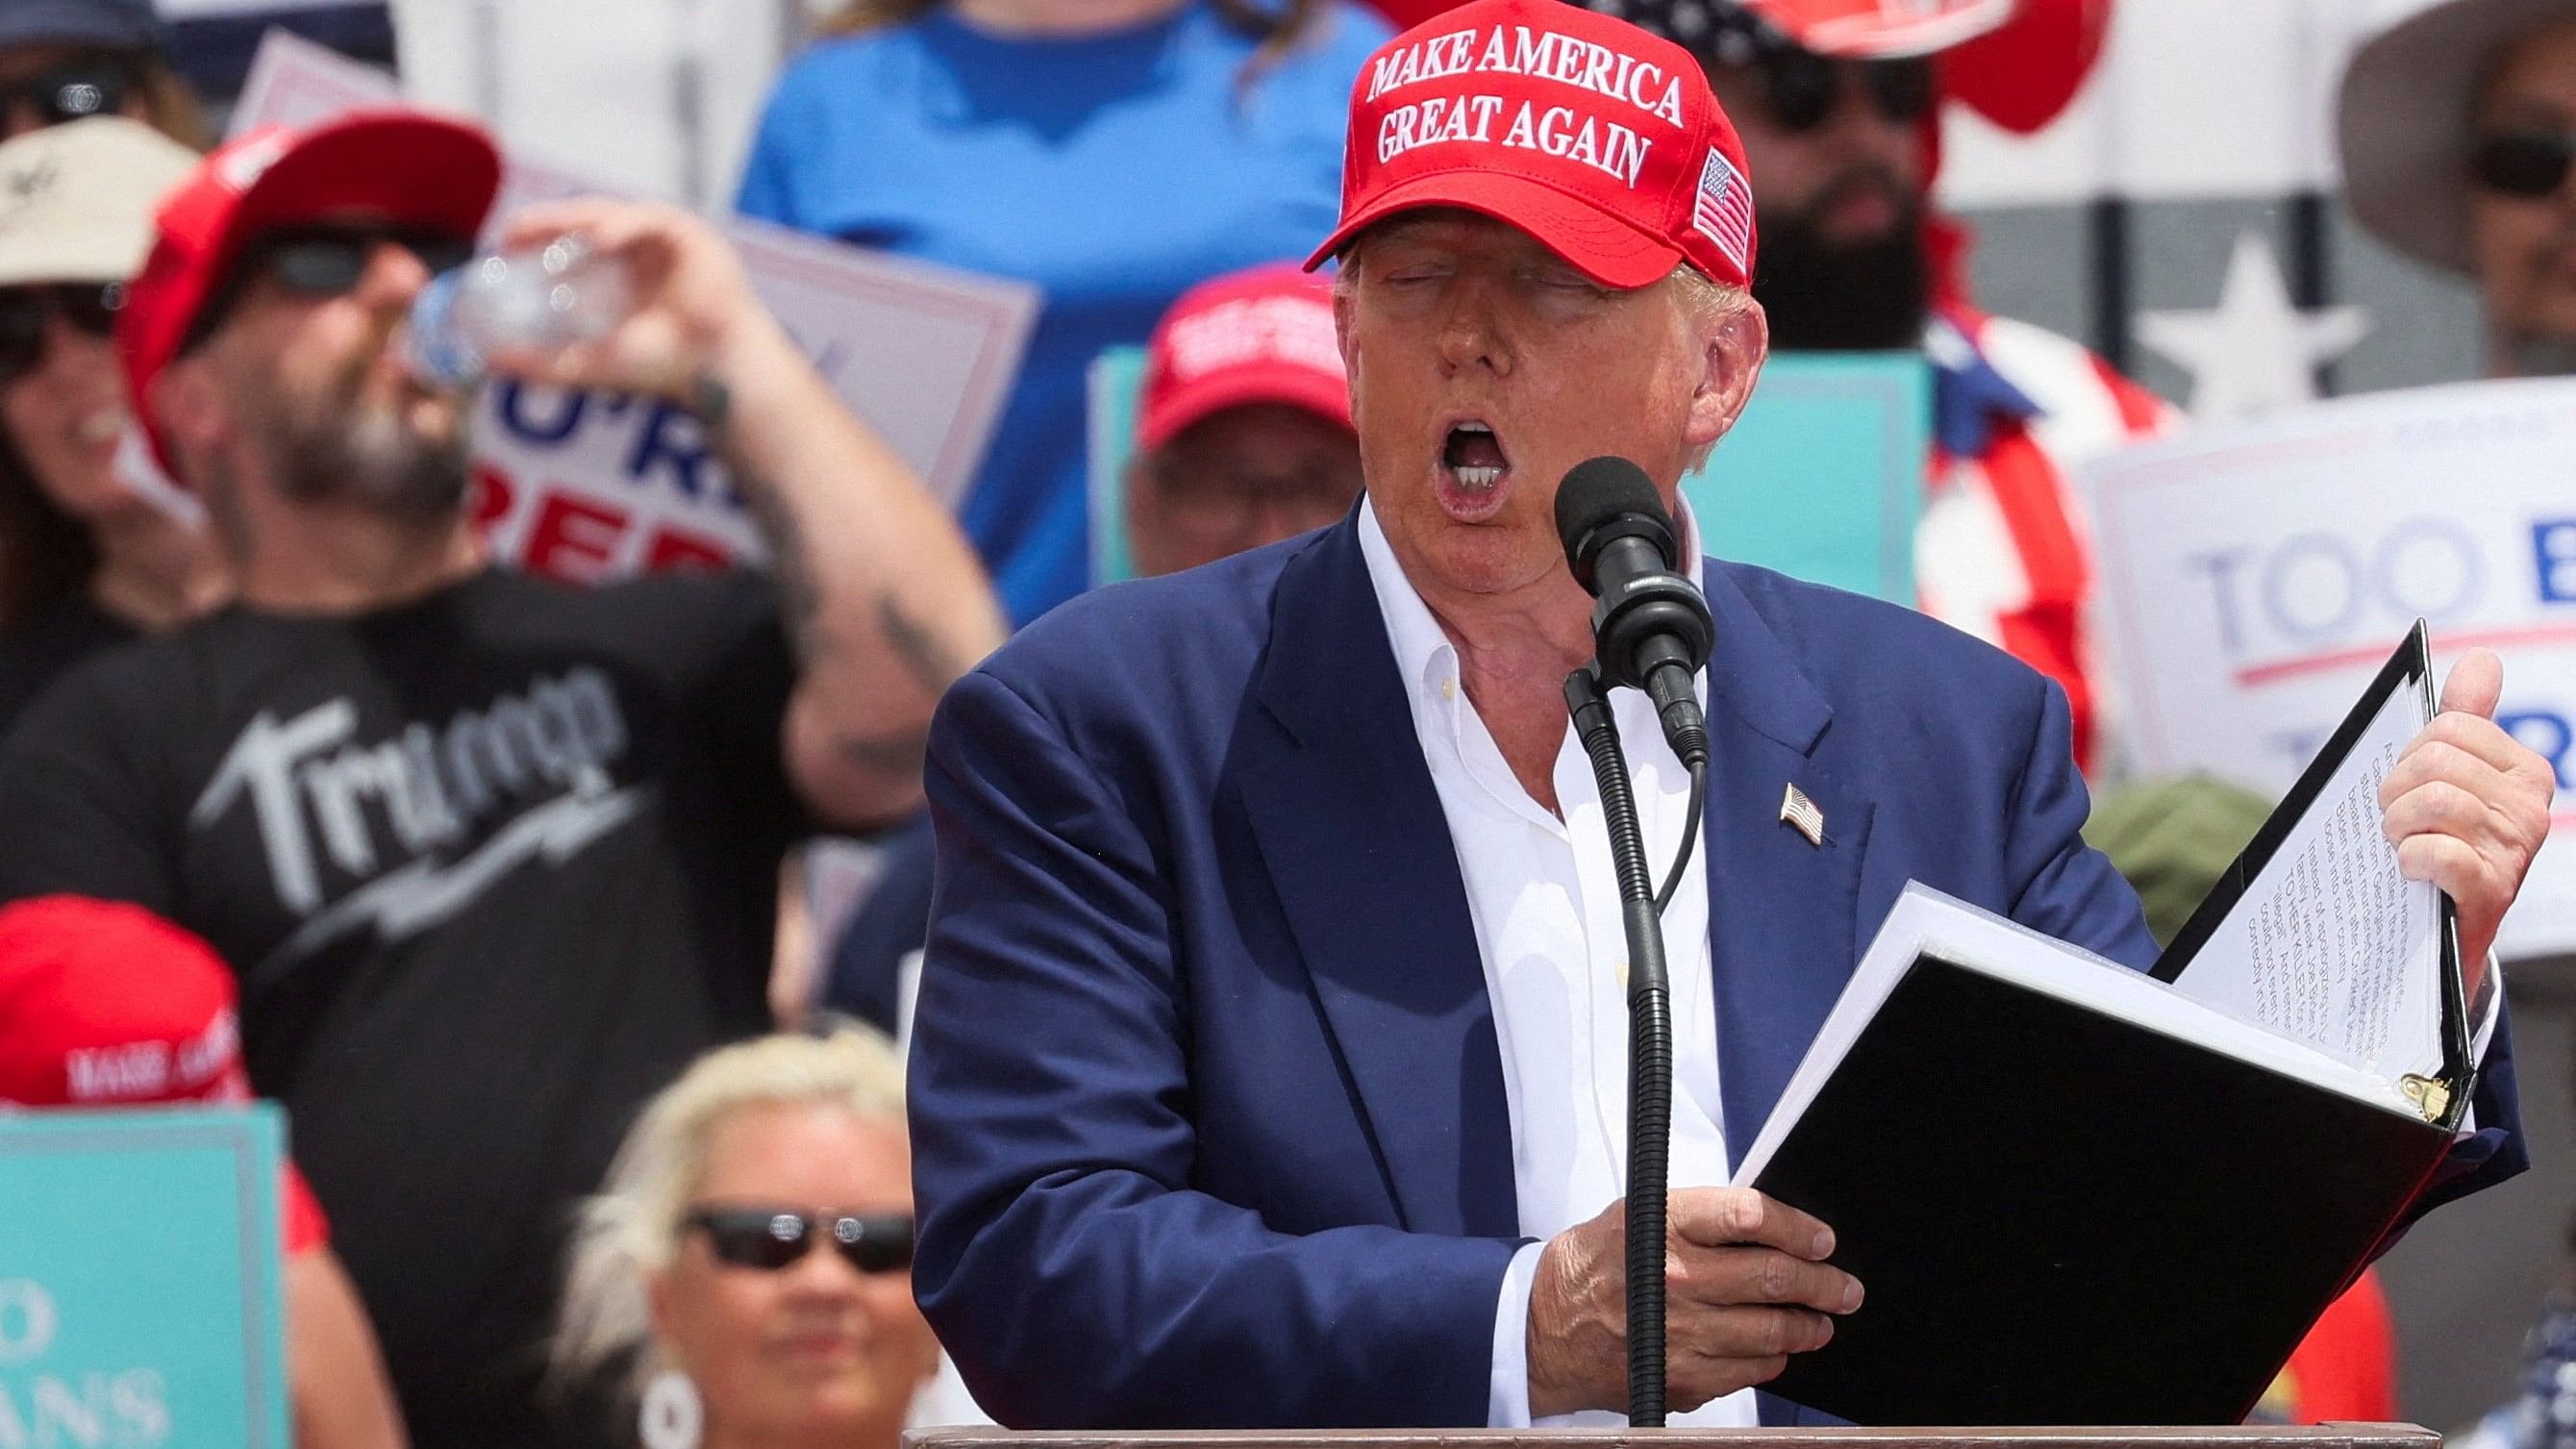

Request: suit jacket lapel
left=1695, top=565, right=1879, bottom=1169
left=1238, top=517, right=1519, bottom=1240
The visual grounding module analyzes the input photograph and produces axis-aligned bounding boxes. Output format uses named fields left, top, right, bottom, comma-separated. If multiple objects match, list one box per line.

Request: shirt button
left=1440, top=677, right=1458, bottom=701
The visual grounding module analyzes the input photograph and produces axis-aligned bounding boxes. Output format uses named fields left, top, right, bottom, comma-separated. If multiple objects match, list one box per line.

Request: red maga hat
left=0, top=895, right=330, bottom=1253
left=1138, top=264, right=1352, bottom=453
left=1731, top=0, right=2014, bottom=60
left=1306, top=0, right=1758, bottom=290
left=116, top=108, right=501, bottom=481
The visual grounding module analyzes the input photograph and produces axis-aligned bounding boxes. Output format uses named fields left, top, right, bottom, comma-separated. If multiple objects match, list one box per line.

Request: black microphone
left=1554, top=457, right=1713, bottom=767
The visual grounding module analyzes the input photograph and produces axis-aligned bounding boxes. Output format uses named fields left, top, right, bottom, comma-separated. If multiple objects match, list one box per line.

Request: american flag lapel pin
left=1780, top=784, right=1826, bottom=847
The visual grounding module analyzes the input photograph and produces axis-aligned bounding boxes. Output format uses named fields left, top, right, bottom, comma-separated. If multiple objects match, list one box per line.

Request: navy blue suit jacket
left=909, top=514, right=2527, bottom=1430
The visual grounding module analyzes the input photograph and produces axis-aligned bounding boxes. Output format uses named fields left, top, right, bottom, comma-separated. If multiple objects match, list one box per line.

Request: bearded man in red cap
left=907, top=0, right=2544, bottom=1429
left=0, top=110, right=1005, bottom=1449
left=1587, top=0, right=2154, bottom=776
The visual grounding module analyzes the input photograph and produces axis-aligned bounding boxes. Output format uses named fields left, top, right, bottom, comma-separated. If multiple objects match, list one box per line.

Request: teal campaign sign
left=1683, top=350, right=1929, bottom=604
left=0, top=1106, right=288, bottom=1449
left=1086, top=347, right=1154, bottom=588
left=1088, top=346, right=1929, bottom=600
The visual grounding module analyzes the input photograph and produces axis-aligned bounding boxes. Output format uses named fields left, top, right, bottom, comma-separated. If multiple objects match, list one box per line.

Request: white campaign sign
left=229, top=32, right=1038, bottom=581
left=2085, top=376, right=2576, bottom=962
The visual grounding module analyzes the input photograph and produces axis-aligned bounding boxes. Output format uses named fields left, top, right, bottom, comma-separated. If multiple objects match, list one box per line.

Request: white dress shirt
left=1356, top=500, right=1758, bottom=1429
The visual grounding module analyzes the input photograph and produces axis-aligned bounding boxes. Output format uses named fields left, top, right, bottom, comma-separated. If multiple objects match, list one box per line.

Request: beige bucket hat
left=0, top=116, right=197, bottom=289
left=2339, top=0, right=2576, bottom=276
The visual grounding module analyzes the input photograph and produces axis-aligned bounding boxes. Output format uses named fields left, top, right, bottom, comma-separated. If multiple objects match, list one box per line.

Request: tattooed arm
left=493, top=199, right=1008, bottom=830
left=708, top=334, right=1005, bottom=827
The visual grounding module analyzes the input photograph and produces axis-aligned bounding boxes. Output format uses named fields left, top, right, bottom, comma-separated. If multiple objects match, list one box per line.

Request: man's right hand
left=1525, top=1187, right=1863, bottom=1417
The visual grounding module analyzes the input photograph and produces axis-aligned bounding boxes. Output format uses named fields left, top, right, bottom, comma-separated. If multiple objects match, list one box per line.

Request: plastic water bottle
left=407, top=237, right=633, bottom=387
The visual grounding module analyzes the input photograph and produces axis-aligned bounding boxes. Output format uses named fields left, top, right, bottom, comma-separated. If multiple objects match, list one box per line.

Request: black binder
left=1742, top=623, right=2473, bottom=1426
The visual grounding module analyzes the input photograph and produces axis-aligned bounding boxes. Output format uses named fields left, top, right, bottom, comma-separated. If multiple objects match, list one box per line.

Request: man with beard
left=0, top=109, right=1005, bottom=1449
left=1591, top=0, right=2160, bottom=774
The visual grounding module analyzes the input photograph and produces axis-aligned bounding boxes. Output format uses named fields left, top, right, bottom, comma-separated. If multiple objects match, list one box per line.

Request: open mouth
left=1441, top=419, right=1509, bottom=492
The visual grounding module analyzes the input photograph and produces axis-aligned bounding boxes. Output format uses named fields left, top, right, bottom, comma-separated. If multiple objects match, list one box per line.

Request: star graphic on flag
left=2136, top=233, right=2372, bottom=424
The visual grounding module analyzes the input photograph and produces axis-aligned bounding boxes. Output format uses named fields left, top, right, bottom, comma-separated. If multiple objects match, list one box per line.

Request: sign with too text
left=230, top=31, right=1038, bottom=582
left=0, top=1107, right=287, bottom=1449
left=2085, top=376, right=2576, bottom=961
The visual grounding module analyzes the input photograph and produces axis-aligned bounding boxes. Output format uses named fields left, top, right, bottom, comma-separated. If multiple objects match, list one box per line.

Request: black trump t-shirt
left=0, top=593, right=138, bottom=737
left=0, top=566, right=806, bottom=1449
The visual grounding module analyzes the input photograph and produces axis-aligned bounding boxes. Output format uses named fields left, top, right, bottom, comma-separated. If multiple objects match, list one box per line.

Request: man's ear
left=1682, top=296, right=1768, bottom=459
left=1332, top=272, right=1359, bottom=384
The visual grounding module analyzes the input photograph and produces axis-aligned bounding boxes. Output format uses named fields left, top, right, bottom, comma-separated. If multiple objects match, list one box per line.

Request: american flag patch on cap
left=1693, top=147, right=1754, bottom=271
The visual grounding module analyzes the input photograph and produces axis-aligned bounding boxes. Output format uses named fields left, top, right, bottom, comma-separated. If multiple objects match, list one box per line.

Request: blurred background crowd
left=0, top=0, right=2569, bottom=1447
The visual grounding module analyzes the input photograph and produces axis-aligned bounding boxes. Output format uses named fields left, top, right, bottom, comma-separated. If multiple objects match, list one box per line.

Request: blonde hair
left=551, top=1025, right=910, bottom=1405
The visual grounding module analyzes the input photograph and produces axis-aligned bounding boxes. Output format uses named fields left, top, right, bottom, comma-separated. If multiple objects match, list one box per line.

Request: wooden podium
left=911, top=1426, right=2443, bottom=1449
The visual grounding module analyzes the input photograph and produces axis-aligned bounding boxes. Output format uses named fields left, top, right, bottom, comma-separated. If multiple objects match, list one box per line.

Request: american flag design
left=1779, top=783, right=1826, bottom=846
left=1801, top=0, right=2016, bottom=60
left=1693, top=147, right=1754, bottom=272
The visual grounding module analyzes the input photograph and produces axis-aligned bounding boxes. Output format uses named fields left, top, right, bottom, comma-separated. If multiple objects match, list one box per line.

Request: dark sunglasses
left=0, top=59, right=138, bottom=131
left=1756, top=53, right=1937, bottom=133
left=0, top=282, right=120, bottom=385
left=684, top=1208, right=914, bottom=1276
left=182, top=225, right=477, bottom=356
left=2472, top=130, right=2576, bottom=199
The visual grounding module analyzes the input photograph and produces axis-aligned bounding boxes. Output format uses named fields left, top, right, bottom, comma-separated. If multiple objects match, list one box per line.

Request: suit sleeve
left=1995, top=672, right=2161, bottom=970
left=2406, top=980, right=2526, bottom=1216
left=909, top=669, right=1522, bottom=1429
left=1994, top=673, right=2526, bottom=1218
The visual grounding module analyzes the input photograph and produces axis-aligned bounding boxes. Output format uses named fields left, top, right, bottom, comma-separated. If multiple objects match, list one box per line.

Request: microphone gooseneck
left=1553, top=456, right=1717, bottom=1428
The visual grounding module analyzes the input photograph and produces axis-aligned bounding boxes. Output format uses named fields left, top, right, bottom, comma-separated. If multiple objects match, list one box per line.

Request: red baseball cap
left=116, top=108, right=502, bottom=481
left=1733, top=0, right=2014, bottom=59
left=1306, top=0, right=1758, bottom=289
left=0, top=895, right=330, bottom=1255
left=1138, top=264, right=1352, bottom=453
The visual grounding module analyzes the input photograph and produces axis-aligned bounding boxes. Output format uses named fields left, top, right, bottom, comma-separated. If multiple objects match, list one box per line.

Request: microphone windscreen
left=1554, top=455, right=1672, bottom=573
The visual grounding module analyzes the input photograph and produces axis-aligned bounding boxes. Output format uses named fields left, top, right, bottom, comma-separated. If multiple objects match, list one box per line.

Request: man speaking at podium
left=908, top=0, right=2544, bottom=1429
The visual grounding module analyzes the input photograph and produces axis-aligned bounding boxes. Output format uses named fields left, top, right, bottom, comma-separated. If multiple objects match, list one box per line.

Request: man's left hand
left=2378, top=647, right=2558, bottom=998
left=484, top=197, right=782, bottom=402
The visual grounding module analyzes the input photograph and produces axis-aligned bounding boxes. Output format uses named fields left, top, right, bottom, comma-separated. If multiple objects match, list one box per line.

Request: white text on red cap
left=63, top=1009, right=238, bottom=1104
left=1169, top=295, right=1341, bottom=384
left=1367, top=25, right=1690, bottom=190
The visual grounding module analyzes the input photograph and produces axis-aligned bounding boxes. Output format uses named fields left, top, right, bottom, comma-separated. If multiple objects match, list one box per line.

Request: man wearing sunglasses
left=0, top=108, right=1005, bottom=1449
left=2342, top=0, right=2576, bottom=380
left=1591, top=0, right=2157, bottom=776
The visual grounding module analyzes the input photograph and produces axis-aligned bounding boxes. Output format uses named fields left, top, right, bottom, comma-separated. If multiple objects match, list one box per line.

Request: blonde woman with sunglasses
left=556, top=1025, right=942, bottom=1449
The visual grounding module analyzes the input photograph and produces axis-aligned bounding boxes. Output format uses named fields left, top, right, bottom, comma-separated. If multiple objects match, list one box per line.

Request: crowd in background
left=0, top=0, right=2564, bottom=1447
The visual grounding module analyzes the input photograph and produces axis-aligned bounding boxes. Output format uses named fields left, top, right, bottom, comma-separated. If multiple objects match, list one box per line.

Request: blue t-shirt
left=738, top=2, right=1389, bottom=625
